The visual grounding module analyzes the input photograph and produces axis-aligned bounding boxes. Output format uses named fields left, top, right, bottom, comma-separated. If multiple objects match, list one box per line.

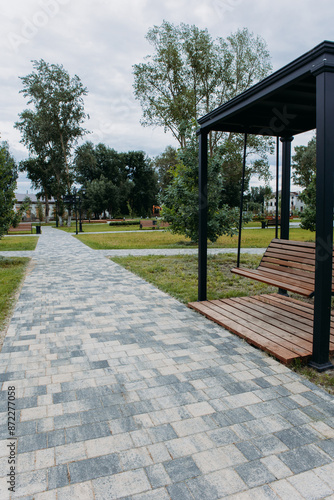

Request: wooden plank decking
left=188, top=293, right=334, bottom=364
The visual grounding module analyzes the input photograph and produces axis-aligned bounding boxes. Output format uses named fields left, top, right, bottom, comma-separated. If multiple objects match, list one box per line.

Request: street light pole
left=73, top=188, right=78, bottom=235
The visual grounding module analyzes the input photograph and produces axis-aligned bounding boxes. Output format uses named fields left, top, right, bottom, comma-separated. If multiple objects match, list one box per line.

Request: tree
left=246, top=186, right=273, bottom=213
left=133, top=22, right=271, bottom=154
left=15, top=59, right=89, bottom=225
left=161, top=141, right=247, bottom=243
left=134, top=23, right=273, bottom=241
left=292, top=135, right=317, bottom=231
left=153, top=146, right=178, bottom=193
left=0, top=141, right=20, bottom=239
left=124, top=151, right=158, bottom=217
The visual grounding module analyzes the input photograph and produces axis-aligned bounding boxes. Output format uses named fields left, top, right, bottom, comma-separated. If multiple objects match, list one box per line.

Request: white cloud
left=1, top=0, right=334, bottom=192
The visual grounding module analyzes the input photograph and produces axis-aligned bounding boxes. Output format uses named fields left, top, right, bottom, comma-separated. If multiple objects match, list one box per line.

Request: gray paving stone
left=167, top=482, right=196, bottom=499
left=280, top=444, right=332, bottom=474
left=274, top=425, right=321, bottom=449
left=69, top=453, right=121, bottom=483
left=164, top=456, right=201, bottom=482
left=48, top=464, right=69, bottom=490
left=317, top=438, right=334, bottom=458
left=235, top=459, right=277, bottom=487
left=65, top=422, right=111, bottom=443
left=18, top=432, right=48, bottom=454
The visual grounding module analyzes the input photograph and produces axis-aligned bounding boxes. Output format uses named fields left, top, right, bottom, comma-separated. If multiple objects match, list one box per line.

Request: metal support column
left=275, top=137, right=280, bottom=239
left=309, top=64, right=334, bottom=371
left=198, top=131, right=208, bottom=301
left=280, top=136, right=293, bottom=240
left=237, top=133, right=248, bottom=268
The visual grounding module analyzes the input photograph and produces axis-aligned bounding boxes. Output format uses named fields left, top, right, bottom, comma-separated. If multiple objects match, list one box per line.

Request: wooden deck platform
left=188, top=293, right=334, bottom=364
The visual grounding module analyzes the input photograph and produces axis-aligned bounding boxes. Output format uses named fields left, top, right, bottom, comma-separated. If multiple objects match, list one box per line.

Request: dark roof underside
left=198, top=41, right=334, bottom=137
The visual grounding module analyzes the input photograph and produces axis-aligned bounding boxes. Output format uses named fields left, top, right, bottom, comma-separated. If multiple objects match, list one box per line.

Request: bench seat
left=8, top=222, right=33, bottom=233
left=231, top=239, right=334, bottom=297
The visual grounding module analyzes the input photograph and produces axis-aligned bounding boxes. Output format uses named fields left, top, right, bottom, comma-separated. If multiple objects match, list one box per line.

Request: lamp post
left=79, top=188, right=85, bottom=232
left=73, top=187, right=78, bottom=235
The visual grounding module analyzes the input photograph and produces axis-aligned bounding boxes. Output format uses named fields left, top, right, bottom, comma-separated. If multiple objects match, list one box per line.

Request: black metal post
left=237, top=133, right=248, bottom=268
left=198, top=131, right=208, bottom=301
left=275, top=137, right=280, bottom=239
left=73, top=189, right=78, bottom=235
left=56, top=199, right=58, bottom=227
left=79, top=196, right=83, bottom=232
left=309, top=65, right=334, bottom=371
left=280, top=136, right=293, bottom=241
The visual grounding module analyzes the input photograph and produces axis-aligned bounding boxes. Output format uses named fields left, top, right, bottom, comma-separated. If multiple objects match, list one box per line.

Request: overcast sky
left=2, top=0, right=334, bottom=193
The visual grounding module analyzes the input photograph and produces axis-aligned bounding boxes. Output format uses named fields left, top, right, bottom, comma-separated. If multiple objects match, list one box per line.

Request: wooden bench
left=8, top=222, right=33, bottom=233
left=231, top=238, right=334, bottom=297
left=266, top=218, right=281, bottom=227
left=140, top=220, right=170, bottom=229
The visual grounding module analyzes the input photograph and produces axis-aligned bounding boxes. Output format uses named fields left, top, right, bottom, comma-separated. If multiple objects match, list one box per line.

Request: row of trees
left=75, top=143, right=158, bottom=217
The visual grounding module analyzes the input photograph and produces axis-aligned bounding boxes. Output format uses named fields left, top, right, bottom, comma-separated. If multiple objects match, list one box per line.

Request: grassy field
left=56, top=223, right=141, bottom=232
left=0, top=257, right=30, bottom=346
left=77, top=227, right=315, bottom=250
left=0, top=237, right=38, bottom=251
left=111, top=253, right=275, bottom=303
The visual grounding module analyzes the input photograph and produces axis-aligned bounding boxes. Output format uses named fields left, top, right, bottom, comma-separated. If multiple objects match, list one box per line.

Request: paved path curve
left=0, top=227, right=333, bottom=499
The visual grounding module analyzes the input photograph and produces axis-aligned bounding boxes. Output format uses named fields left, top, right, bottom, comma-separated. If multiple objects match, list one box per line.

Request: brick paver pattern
left=0, top=227, right=333, bottom=499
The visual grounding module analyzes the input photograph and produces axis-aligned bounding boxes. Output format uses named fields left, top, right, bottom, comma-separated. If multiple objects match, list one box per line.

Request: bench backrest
left=259, top=239, right=334, bottom=283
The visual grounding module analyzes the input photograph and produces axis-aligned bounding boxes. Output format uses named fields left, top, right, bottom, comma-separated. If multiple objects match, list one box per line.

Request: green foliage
left=292, top=135, right=316, bottom=231
left=0, top=141, right=19, bottom=239
left=160, top=145, right=244, bottom=243
left=299, top=177, right=316, bottom=232
left=292, top=136, right=316, bottom=188
left=134, top=22, right=273, bottom=240
left=133, top=22, right=272, bottom=152
left=153, top=146, right=178, bottom=192
left=75, top=143, right=158, bottom=217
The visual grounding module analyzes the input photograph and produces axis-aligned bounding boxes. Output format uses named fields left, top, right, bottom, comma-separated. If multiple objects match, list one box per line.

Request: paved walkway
left=0, top=227, right=333, bottom=499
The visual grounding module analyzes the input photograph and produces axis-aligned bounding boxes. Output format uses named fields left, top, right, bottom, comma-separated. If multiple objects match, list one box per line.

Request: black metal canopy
left=198, top=40, right=334, bottom=137
left=197, top=40, right=334, bottom=371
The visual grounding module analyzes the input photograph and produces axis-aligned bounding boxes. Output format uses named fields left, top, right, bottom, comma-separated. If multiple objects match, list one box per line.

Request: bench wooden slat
left=231, top=238, right=334, bottom=297
left=218, top=297, right=313, bottom=346
left=188, top=301, right=303, bottom=363
left=199, top=300, right=310, bottom=356
left=232, top=267, right=315, bottom=296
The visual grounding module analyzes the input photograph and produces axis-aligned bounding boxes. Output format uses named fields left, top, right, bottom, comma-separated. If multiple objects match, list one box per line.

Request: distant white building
left=266, top=191, right=305, bottom=214
left=14, top=193, right=56, bottom=221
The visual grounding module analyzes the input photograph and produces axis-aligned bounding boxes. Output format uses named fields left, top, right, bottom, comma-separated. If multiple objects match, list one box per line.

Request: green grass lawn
left=0, top=257, right=30, bottom=343
left=0, top=237, right=38, bottom=251
left=77, top=227, right=315, bottom=250
left=55, top=223, right=141, bottom=232
left=111, top=253, right=275, bottom=303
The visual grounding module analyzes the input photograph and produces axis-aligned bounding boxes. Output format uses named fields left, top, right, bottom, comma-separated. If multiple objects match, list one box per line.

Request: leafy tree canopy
left=75, top=143, right=158, bottom=217
left=15, top=59, right=89, bottom=224
left=133, top=22, right=272, bottom=152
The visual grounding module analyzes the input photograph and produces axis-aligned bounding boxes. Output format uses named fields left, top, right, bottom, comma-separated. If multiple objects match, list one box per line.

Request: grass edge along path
left=78, top=227, right=315, bottom=250
left=111, top=253, right=334, bottom=393
left=0, top=236, right=38, bottom=251
left=0, top=257, right=31, bottom=350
